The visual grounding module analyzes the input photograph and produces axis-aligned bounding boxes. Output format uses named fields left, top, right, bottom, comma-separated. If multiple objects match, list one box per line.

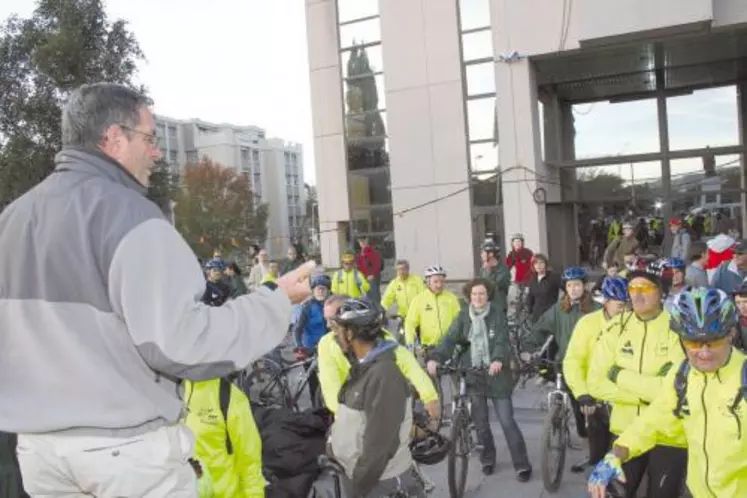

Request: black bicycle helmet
left=481, top=239, right=500, bottom=254
left=410, top=431, right=451, bottom=466
left=332, top=298, right=382, bottom=341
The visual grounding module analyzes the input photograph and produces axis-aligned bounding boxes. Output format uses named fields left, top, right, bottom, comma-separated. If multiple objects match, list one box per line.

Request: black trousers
left=305, top=362, right=320, bottom=408
left=613, top=437, right=687, bottom=498
left=586, top=406, right=612, bottom=465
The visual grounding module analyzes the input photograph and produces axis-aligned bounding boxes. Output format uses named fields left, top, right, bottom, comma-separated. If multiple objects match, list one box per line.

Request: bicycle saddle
left=318, top=454, right=346, bottom=475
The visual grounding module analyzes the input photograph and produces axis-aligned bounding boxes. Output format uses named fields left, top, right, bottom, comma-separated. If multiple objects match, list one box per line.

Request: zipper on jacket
left=701, top=376, right=716, bottom=498
left=637, top=321, right=648, bottom=416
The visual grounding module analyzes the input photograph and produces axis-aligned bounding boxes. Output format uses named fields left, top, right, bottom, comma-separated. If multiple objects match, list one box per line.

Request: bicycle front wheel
left=243, top=360, right=290, bottom=408
left=540, top=401, right=568, bottom=493
left=447, top=407, right=471, bottom=498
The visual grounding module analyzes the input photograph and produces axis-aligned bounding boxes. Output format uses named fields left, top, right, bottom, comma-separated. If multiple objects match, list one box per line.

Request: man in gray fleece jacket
left=0, top=83, right=313, bottom=498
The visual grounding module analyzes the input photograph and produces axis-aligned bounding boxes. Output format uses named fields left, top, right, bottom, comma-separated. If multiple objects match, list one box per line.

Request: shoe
left=482, top=463, right=495, bottom=475
left=517, top=468, right=532, bottom=482
left=570, top=458, right=590, bottom=473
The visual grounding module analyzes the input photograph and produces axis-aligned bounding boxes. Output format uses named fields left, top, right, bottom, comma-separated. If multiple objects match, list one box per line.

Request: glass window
left=339, top=17, right=381, bottom=49
left=347, top=136, right=390, bottom=171
left=667, top=86, right=739, bottom=151
left=168, top=125, right=177, bottom=137
left=467, top=97, right=496, bottom=141
left=349, top=168, right=392, bottom=207
left=345, top=110, right=387, bottom=139
left=469, top=142, right=499, bottom=172
left=252, top=149, right=260, bottom=161
left=465, top=62, right=495, bottom=96
left=459, top=0, right=492, bottom=31
left=575, top=162, right=662, bottom=206
left=472, top=173, right=499, bottom=206
left=462, top=30, right=493, bottom=62
left=169, top=150, right=178, bottom=163
left=341, top=44, right=383, bottom=77
left=573, top=99, right=660, bottom=159
left=186, top=151, right=197, bottom=164
left=352, top=206, right=394, bottom=234
left=344, top=75, right=386, bottom=115
left=670, top=154, right=742, bottom=212
left=337, top=0, right=379, bottom=24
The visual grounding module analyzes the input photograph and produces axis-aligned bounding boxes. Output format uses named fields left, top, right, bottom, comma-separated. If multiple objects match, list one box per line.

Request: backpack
left=219, top=378, right=234, bottom=455
left=672, top=358, right=747, bottom=419
left=336, top=269, right=364, bottom=295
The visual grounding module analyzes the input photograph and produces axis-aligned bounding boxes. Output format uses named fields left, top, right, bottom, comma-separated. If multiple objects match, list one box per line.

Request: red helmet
left=669, top=217, right=683, bottom=227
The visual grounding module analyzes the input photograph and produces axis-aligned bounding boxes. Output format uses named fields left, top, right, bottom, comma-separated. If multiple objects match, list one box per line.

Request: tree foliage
left=174, top=159, right=268, bottom=260
left=146, top=160, right=180, bottom=217
left=0, top=0, right=144, bottom=209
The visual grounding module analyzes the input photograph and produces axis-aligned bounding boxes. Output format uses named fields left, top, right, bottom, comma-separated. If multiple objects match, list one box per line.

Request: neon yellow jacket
left=330, top=268, right=370, bottom=298
left=317, top=331, right=438, bottom=413
left=404, top=290, right=462, bottom=346
left=588, top=310, right=686, bottom=447
left=563, top=308, right=613, bottom=398
left=185, top=380, right=265, bottom=498
left=381, top=275, right=426, bottom=318
left=261, top=273, right=277, bottom=285
left=197, top=465, right=214, bottom=498
left=615, top=350, right=747, bottom=498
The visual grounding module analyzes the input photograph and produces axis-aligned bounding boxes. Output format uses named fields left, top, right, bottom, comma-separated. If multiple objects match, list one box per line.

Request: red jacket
left=357, top=246, right=382, bottom=278
left=505, top=248, right=534, bottom=284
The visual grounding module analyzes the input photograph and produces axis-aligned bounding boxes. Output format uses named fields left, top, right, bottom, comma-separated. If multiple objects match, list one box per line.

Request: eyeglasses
left=628, top=283, right=658, bottom=294
left=120, top=125, right=159, bottom=146
left=681, top=336, right=730, bottom=350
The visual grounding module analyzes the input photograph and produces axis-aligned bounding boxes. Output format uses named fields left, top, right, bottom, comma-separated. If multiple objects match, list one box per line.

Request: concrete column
left=494, top=58, right=549, bottom=254
left=305, top=0, right=348, bottom=267
left=738, top=83, right=747, bottom=237
left=379, top=0, right=474, bottom=280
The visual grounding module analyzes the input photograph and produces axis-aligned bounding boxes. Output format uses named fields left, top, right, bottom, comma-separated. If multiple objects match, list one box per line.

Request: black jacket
left=526, top=271, right=562, bottom=323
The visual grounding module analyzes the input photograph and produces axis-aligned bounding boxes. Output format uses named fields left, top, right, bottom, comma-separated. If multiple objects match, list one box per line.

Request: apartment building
left=155, top=115, right=305, bottom=258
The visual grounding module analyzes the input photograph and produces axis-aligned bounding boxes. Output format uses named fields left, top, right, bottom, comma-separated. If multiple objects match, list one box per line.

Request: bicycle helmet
left=332, top=298, right=382, bottom=341
left=204, top=258, right=225, bottom=271
left=663, top=257, right=686, bottom=271
left=602, top=276, right=629, bottom=302
left=410, top=431, right=451, bottom=466
left=562, top=266, right=587, bottom=283
left=481, top=240, right=500, bottom=254
left=310, top=274, right=331, bottom=289
left=510, top=233, right=524, bottom=242
left=424, top=265, right=446, bottom=279
left=669, top=288, right=737, bottom=341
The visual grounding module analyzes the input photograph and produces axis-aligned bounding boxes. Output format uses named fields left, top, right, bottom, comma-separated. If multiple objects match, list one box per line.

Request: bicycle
left=437, top=362, right=487, bottom=498
left=315, top=455, right=417, bottom=498
left=410, top=343, right=452, bottom=429
left=539, top=358, right=573, bottom=493
left=242, top=352, right=322, bottom=412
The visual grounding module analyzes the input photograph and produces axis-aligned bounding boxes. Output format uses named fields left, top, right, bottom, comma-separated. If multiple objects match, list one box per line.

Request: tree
left=146, top=160, right=179, bottom=218
left=0, top=0, right=144, bottom=209
left=174, top=158, right=268, bottom=260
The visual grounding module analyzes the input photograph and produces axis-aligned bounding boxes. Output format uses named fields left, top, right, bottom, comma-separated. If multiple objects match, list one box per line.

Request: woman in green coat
left=426, top=278, right=532, bottom=481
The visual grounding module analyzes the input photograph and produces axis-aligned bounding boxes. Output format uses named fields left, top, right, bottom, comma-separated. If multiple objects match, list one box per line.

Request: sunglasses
left=681, top=336, right=730, bottom=350
left=628, top=283, right=658, bottom=294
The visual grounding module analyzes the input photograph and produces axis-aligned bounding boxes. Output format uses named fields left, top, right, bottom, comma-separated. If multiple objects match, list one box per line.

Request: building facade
left=155, top=116, right=305, bottom=259
left=305, top=0, right=747, bottom=279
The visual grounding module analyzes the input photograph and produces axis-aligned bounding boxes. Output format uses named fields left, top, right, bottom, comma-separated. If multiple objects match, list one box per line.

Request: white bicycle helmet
left=424, top=265, right=446, bottom=278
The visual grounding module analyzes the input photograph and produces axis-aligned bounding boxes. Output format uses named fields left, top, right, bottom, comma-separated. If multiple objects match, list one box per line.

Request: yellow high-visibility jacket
left=381, top=275, right=426, bottom=318
left=588, top=310, right=687, bottom=448
left=330, top=269, right=370, bottom=298
left=317, top=331, right=438, bottom=413
left=185, top=379, right=264, bottom=498
left=404, top=290, right=462, bottom=346
left=564, top=308, right=616, bottom=398
left=616, top=350, right=747, bottom=498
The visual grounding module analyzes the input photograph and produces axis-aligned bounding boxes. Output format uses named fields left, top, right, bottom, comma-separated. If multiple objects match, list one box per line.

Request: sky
left=1, top=0, right=318, bottom=182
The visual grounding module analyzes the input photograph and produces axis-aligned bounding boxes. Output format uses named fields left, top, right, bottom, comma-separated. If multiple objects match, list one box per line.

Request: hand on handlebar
left=587, top=453, right=626, bottom=498
left=424, top=400, right=441, bottom=425
left=488, top=361, right=503, bottom=376
left=577, top=394, right=597, bottom=416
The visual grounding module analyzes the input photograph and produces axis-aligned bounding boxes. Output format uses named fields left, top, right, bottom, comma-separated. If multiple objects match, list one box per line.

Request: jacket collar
left=54, top=146, right=147, bottom=195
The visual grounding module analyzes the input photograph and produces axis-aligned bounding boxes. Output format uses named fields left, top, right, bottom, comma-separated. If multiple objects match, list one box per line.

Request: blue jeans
left=471, top=396, right=531, bottom=471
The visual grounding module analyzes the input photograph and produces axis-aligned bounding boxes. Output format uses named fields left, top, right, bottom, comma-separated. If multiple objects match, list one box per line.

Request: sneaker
left=517, top=468, right=532, bottom=482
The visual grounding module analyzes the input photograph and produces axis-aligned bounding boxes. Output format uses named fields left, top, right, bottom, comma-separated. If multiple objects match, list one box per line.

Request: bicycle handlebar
left=437, top=363, right=489, bottom=376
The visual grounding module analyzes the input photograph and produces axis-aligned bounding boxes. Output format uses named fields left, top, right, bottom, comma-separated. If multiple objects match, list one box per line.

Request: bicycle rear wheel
left=447, top=408, right=471, bottom=498
left=540, top=401, right=568, bottom=492
left=243, top=360, right=290, bottom=408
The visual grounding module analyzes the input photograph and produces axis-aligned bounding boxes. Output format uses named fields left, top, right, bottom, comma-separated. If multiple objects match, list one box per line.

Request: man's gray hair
left=61, top=83, right=152, bottom=149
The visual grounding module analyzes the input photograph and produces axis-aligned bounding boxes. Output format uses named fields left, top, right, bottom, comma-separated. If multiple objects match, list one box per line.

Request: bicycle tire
left=244, top=361, right=291, bottom=408
left=540, top=401, right=567, bottom=493
left=447, top=408, right=470, bottom=498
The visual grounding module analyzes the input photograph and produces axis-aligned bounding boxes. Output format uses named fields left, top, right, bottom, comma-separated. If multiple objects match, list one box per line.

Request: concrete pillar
left=379, top=0, right=474, bottom=280
left=738, top=83, right=747, bottom=238
left=494, top=58, right=550, bottom=254
left=305, top=0, right=348, bottom=267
